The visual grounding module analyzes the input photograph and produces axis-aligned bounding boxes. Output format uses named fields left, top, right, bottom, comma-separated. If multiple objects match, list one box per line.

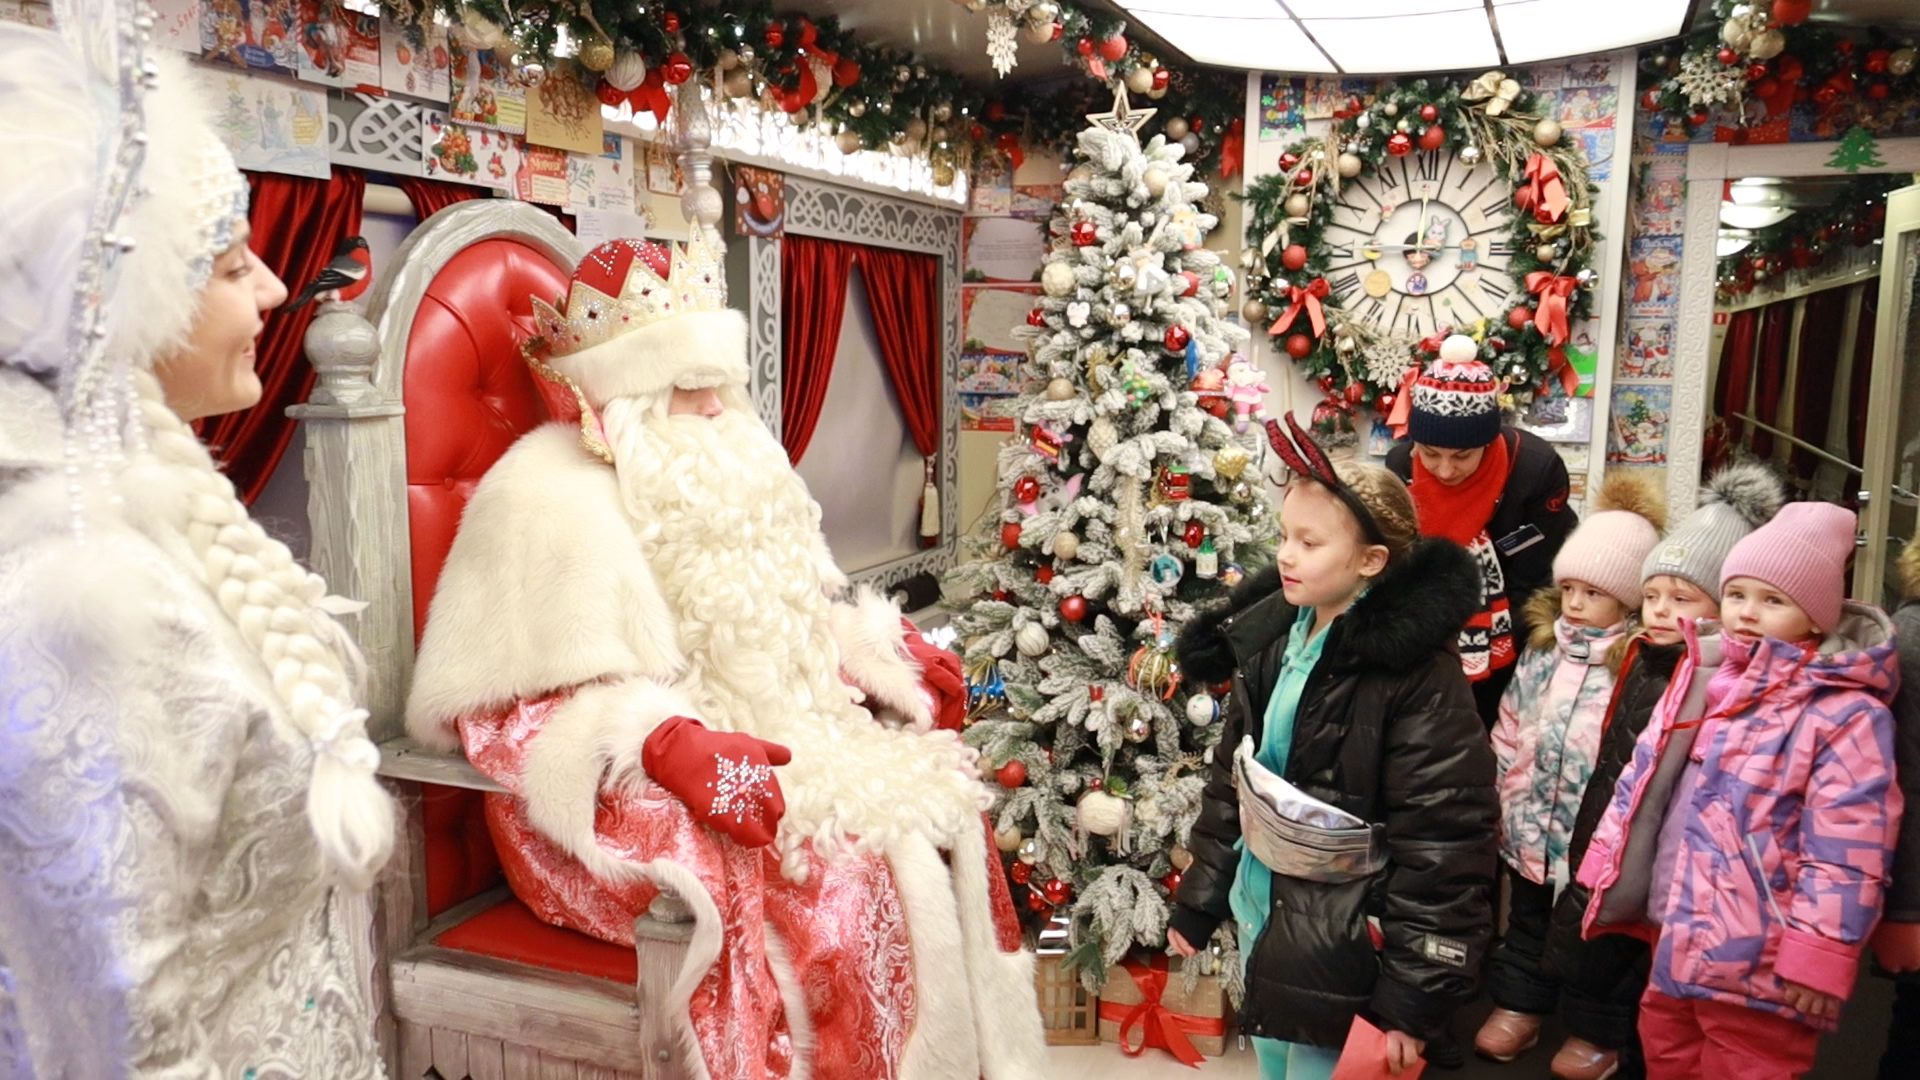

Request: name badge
left=1494, top=524, right=1545, bottom=556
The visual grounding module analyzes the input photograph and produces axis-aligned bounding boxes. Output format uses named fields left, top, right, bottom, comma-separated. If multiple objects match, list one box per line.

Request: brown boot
left=1472, top=1008, right=1543, bottom=1063
left=1550, top=1036, right=1621, bottom=1080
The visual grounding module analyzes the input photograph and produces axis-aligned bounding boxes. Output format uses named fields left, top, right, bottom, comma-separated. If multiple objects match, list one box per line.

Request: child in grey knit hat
left=1639, top=463, right=1789, bottom=647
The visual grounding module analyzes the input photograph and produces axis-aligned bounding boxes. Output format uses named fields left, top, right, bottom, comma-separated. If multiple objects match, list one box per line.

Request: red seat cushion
left=432, top=897, right=639, bottom=984
left=403, top=237, right=573, bottom=918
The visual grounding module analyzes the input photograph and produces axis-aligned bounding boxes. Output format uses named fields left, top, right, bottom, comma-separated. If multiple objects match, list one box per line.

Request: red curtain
left=1710, top=308, right=1760, bottom=467
left=396, top=176, right=483, bottom=219
left=855, top=245, right=942, bottom=458
left=780, top=234, right=857, bottom=461
left=1787, top=288, right=1849, bottom=482
left=201, top=169, right=366, bottom=504
left=1749, top=301, right=1794, bottom=459
left=1848, top=287, right=1881, bottom=470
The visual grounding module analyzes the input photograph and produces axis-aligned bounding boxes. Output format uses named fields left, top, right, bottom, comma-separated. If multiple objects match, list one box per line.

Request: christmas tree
left=1828, top=126, right=1885, bottom=174
left=943, top=88, right=1275, bottom=986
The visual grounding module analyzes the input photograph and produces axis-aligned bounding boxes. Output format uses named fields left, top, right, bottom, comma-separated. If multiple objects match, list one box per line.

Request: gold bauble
left=1536, top=242, right=1559, bottom=262
left=1125, top=66, right=1156, bottom=94
left=835, top=130, right=863, bottom=155
left=906, top=117, right=929, bottom=142
left=1125, top=713, right=1152, bottom=743
left=1284, top=193, right=1311, bottom=218
left=932, top=102, right=954, bottom=123
left=1890, top=47, right=1917, bottom=77
left=1241, top=298, right=1268, bottom=323
left=717, top=48, right=741, bottom=71
left=930, top=125, right=950, bottom=143
left=1749, top=28, right=1785, bottom=59
left=1214, top=445, right=1250, bottom=481
left=995, top=825, right=1024, bottom=853
left=1533, top=118, right=1564, bottom=147
left=1017, top=838, right=1040, bottom=865
left=723, top=69, right=753, bottom=98
left=1147, top=85, right=1168, bottom=100
left=577, top=35, right=615, bottom=74
left=1143, top=165, right=1170, bottom=197
left=932, top=159, right=956, bottom=187
left=1164, top=116, right=1190, bottom=141
left=1054, top=532, right=1081, bottom=561
left=1170, top=845, right=1194, bottom=871
left=1024, top=20, right=1058, bottom=44
left=1337, top=152, right=1363, bottom=178
left=1046, top=376, right=1075, bottom=401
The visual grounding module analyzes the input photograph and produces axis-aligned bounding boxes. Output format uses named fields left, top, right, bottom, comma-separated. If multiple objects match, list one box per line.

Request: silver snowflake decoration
left=987, top=11, right=1018, bottom=77
left=1674, top=50, right=1747, bottom=110
left=1362, top=336, right=1419, bottom=387
left=706, top=753, right=776, bottom=823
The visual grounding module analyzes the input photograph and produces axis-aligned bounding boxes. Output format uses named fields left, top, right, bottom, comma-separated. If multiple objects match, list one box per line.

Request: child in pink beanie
left=1581, top=501, right=1904, bottom=1079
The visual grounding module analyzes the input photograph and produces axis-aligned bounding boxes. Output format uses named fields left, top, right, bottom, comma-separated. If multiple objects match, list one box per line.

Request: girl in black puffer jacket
left=1167, top=420, right=1497, bottom=1078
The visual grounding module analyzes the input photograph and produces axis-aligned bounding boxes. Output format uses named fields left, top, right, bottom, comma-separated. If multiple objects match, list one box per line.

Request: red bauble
left=1042, top=878, right=1072, bottom=905
left=993, top=588, right=1008, bottom=601
left=1869, top=82, right=1891, bottom=100
left=1026, top=891, right=1051, bottom=912
left=1294, top=167, right=1315, bottom=186
left=1279, top=151, right=1301, bottom=170
left=1178, top=270, right=1201, bottom=296
left=1688, top=109, right=1711, bottom=127
left=1184, top=520, right=1206, bottom=547
left=1162, top=871, right=1184, bottom=893
left=1419, top=103, right=1439, bottom=123
left=1837, top=38, right=1856, bottom=56
left=1773, top=0, right=1811, bottom=24
left=1871, top=203, right=1887, bottom=226
left=1014, top=475, right=1041, bottom=503
left=1854, top=223, right=1873, bottom=247
left=1419, top=125, right=1447, bottom=151
left=1098, top=35, right=1128, bottom=62
left=1316, top=374, right=1338, bottom=393
left=1814, top=86, right=1840, bottom=108
left=1746, top=62, right=1769, bottom=81
left=833, top=57, right=861, bottom=87
left=1508, top=305, right=1536, bottom=330
left=1071, top=220, right=1098, bottom=246
left=1060, top=595, right=1088, bottom=623
left=1075, top=37, right=1094, bottom=57
left=1386, top=132, right=1413, bottom=157
left=662, top=11, right=680, bottom=33
left=970, top=122, right=986, bottom=140
left=1344, top=381, right=1366, bottom=406
left=1281, top=244, right=1309, bottom=271
left=995, top=760, right=1028, bottom=788
left=1755, top=77, right=1780, bottom=98
left=1866, top=50, right=1891, bottom=75
left=1050, top=23, right=1063, bottom=40
left=1089, top=685, right=1104, bottom=701
left=1152, top=68, right=1169, bottom=90
left=1717, top=47, right=1739, bottom=66
left=1201, top=397, right=1230, bottom=419
left=1643, top=88, right=1663, bottom=109
left=1165, top=325, right=1192, bottom=352
left=663, top=52, right=693, bottom=85
left=795, top=17, right=818, bottom=47
left=1488, top=336, right=1508, bottom=353
left=1010, top=862, right=1033, bottom=884
left=1035, top=565, right=1055, bottom=585
left=1027, top=307, right=1047, bottom=327
left=986, top=100, right=1007, bottom=122
left=1001, top=520, right=1024, bottom=549
left=1286, top=334, right=1313, bottom=359
left=1088, top=776, right=1103, bottom=791
left=764, top=25, right=786, bottom=48
left=1373, top=393, right=1395, bottom=414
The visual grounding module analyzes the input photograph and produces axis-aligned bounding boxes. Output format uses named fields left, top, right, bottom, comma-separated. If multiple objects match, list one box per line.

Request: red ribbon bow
left=597, top=66, right=673, bottom=123
left=1526, top=270, right=1580, bottom=395
left=1267, top=277, right=1330, bottom=339
left=1220, top=118, right=1245, bottom=179
left=1095, top=956, right=1225, bottom=1068
left=1514, top=154, right=1570, bottom=224
left=1386, top=363, right=1423, bottom=438
left=996, top=132, right=1025, bottom=169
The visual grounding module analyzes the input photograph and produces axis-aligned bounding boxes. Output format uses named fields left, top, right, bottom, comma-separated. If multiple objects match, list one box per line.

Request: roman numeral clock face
left=1323, top=149, right=1518, bottom=342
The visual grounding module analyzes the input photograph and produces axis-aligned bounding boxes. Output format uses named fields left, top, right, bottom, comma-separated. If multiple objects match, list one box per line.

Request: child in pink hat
left=1580, top=501, right=1904, bottom=1079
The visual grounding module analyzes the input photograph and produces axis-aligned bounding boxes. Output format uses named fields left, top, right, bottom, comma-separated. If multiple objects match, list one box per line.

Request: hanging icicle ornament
left=986, top=9, right=1019, bottom=76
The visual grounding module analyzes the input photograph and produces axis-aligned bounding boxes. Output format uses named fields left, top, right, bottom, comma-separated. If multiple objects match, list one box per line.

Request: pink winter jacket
left=1578, top=604, right=1903, bottom=1030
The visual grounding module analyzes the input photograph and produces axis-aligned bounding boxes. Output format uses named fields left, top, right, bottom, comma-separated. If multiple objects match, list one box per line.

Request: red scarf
left=1410, top=432, right=1513, bottom=547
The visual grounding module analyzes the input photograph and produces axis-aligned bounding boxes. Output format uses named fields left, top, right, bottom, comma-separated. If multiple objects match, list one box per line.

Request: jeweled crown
left=531, top=230, right=727, bottom=357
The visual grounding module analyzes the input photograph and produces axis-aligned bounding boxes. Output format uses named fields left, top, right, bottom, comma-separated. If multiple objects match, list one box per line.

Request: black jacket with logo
left=1166, top=540, right=1498, bottom=1047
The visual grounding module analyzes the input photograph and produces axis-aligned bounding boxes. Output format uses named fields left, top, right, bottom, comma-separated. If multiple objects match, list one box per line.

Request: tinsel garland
left=1715, top=173, right=1901, bottom=301
left=1640, top=0, right=1919, bottom=138
left=1239, top=74, right=1602, bottom=420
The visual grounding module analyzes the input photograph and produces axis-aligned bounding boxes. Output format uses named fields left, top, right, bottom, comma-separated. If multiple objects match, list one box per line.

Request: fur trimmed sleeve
left=830, top=588, right=933, bottom=732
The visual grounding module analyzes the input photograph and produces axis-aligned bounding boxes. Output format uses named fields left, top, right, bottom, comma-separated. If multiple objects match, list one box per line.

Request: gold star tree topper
left=1086, top=83, right=1155, bottom=139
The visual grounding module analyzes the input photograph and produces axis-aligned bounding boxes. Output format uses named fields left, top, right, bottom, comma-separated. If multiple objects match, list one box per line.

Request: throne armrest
left=377, top=735, right=506, bottom=793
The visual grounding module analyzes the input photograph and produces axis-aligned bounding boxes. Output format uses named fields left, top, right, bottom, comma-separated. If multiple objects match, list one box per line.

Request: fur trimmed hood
left=1521, top=585, right=1637, bottom=672
left=1178, top=539, right=1481, bottom=686
left=548, top=308, right=750, bottom=408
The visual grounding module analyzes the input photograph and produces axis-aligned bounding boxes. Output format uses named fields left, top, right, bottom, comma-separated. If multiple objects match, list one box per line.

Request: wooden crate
left=1097, top=958, right=1232, bottom=1057
left=1033, top=953, right=1100, bottom=1046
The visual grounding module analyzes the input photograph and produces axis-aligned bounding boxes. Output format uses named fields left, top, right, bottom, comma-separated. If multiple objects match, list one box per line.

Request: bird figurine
left=290, top=236, right=372, bottom=308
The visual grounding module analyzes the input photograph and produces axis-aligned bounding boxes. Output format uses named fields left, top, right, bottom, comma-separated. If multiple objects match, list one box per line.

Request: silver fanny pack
left=1234, top=738, right=1387, bottom=885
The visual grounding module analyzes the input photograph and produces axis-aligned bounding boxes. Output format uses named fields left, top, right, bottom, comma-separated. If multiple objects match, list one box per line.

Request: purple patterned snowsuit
left=1578, top=604, right=1903, bottom=1031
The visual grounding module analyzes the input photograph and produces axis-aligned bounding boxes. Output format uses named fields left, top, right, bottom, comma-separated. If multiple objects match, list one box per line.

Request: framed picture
left=646, top=141, right=684, bottom=196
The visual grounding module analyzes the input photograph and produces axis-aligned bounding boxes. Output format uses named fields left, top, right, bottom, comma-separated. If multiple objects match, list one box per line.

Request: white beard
left=603, top=394, right=987, bottom=876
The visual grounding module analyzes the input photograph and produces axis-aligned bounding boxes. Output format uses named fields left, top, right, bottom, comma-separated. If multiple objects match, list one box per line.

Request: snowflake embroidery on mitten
left=707, top=753, right=775, bottom=823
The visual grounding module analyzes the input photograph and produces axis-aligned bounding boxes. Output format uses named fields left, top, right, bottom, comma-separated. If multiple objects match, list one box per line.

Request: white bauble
left=1143, top=165, right=1170, bottom=197
left=1016, top=622, right=1051, bottom=657
left=1042, top=261, right=1077, bottom=297
left=1077, top=790, right=1129, bottom=837
left=1186, top=692, right=1218, bottom=726
left=606, top=51, right=647, bottom=92
left=1054, top=532, right=1081, bottom=560
left=1180, top=133, right=1201, bottom=156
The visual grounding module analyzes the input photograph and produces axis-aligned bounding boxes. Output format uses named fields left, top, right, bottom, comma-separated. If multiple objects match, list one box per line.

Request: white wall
left=795, top=264, right=926, bottom=573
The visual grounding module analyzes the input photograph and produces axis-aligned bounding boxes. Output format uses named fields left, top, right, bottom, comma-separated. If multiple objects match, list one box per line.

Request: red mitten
left=641, top=716, right=792, bottom=848
left=1873, top=920, right=1920, bottom=974
left=901, top=618, right=967, bottom=732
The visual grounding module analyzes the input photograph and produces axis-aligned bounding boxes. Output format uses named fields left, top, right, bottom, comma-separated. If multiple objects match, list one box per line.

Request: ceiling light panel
left=1494, top=0, right=1690, bottom=63
left=1304, top=8, right=1500, bottom=74
left=1119, top=5, right=1334, bottom=72
left=1720, top=204, right=1796, bottom=229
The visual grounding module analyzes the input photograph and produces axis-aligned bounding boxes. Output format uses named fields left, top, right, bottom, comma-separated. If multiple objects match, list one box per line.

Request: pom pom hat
left=1720, top=501, right=1858, bottom=634
left=1407, top=346, right=1503, bottom=450
left=1642, top=462, right=1786, bottom=596
left=1552, top=470, right=1667, bottom=607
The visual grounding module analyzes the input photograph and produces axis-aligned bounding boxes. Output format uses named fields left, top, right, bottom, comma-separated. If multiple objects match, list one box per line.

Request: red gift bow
left=1220, top=117, right=1245, bottom=178
left=1268, top=277, right=1331, bottom=339
left=1758, top=55, right=1804, bottom=117
left=1386, top=362, right=1422, bottom=438
left=1526, top=270, right=1580, bottom=395
left=996, top=132, right=1025, bottom=169
left=597, top=65, right=673, bottom=123
left=1514, top=154, right=1570, bottom=224
left=1097, top=956, right=1225, bottom=1068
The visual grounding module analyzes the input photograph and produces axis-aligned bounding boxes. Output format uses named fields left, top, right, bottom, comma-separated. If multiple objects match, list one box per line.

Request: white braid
left=126, top=368, right=394, bottom=891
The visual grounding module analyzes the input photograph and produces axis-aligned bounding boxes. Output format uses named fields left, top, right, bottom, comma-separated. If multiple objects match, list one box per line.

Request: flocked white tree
left=943, top=90, right=1276, bottom=986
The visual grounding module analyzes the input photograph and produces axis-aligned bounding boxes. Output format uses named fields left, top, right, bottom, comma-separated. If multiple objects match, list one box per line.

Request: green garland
left=1240, top=74, right=1602, bottom=411
left=1023, top=68, right=1246, bottom=177
left=1715, top=173, right=1902, bottom=300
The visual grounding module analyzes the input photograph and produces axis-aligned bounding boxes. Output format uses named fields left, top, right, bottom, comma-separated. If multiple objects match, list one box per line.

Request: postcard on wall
left=448, top=40, right=527, bottom=132
left=420, top=109, right=512, bottom=189
left=379, top=14, right=449, bottom=102
left=0, top=1, right=56, bottom=28
left=734, top=165, right=784, bottom=238
left=1633, top=154, right=1686, bottom=237
left=1620, top=318, right=1677, bottom=381
left=201, top=0, right=297, bottom=74
left=1626, top=236, right=1684, bottom=319
left=969, top=154, right=1013, bottom=216
left=150, top=0, right=202, bottom=52
left=962, top=286, right=1042, bottom=359
left=645, top=142, right=685, bottom=196
left=1556, top=86, right=1618, bottom=131
left=1261, top=75, right=1305, bottom=134
left=195, top=65, right=329, bottom=178
left=511, top=143, right=571, bottom=206
left=567, top=134, right=635, bottom=213
left=961, top=391, right=1016, bottom=433
left=294, top=5, right=380, bottom=88
left=1607, top=384, right=1673, bottom=466
left=1010, top=183, right=1063, bottom=220
left=963, top=217, right=1047, bottom=284
left=525, top=69, right=603, bottom=154
left=1520, top=394, right=1595, bottom=445
left=577, top=206, right=656, bottom=248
